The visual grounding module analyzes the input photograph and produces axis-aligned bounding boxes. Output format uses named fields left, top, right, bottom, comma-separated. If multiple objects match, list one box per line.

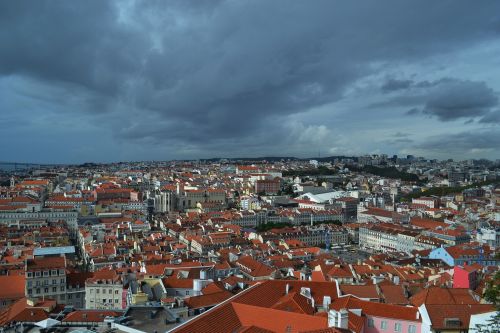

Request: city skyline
left=1, top=1, right=500, bottom=163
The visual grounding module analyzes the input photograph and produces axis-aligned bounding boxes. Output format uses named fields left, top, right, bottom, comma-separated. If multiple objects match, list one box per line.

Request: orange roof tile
left=0, top=275, right=25, bottom=300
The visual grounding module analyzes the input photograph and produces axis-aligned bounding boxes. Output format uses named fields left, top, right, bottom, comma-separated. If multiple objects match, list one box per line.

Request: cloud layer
left=1, top=1, right=500, bottom=162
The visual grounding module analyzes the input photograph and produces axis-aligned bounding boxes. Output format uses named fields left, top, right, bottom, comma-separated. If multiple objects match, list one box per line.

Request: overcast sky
left=1, top=1, right=500, bottom=163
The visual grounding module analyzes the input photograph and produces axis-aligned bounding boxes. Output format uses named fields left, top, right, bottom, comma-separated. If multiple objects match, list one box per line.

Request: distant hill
left=197, top=155, right=358, bottom=163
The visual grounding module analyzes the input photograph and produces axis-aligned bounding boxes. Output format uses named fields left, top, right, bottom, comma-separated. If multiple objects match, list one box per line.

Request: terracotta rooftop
left=0, top=275, right=25, bottom=300
left=26, top=256, right=65, bottom=271
left=409, top=286, right=480, bottom=306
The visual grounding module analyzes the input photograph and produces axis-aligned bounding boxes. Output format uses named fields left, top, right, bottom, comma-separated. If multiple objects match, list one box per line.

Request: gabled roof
left=233, top=303, right=328, bottom=333
left=0, top=298, right=49, bottom=326
left=271, top=291, right=315, bottom=315
left=330, top=295, right=420, bottom=322
left=171, top=280, right=341, bottom=333
left=340, top=285, right=379, bottom=300
left=184, top=290, right=233, bottom=309
left=379, top=284, right=409, bottom=305
left=409, top=286, right=480, bottom=306
left=425, top=304, right=495, bottom=330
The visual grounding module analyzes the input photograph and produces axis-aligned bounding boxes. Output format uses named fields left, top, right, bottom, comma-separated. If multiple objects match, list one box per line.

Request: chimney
left=323, top=296, right=331, bottom=310
left=285, top=283, right=290, bottom=295
left=416, top=311, right=420, bottom=320
left=328, top=310, right=337, bottom=328
left=338, top=309, right=349, bottom=329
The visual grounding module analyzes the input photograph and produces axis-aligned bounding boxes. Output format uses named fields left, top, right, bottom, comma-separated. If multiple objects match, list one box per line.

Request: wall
left=364, top=315, right=421, bottom=333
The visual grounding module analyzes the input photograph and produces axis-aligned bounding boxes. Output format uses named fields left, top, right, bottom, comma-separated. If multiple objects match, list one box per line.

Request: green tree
left=474, top=270, right=500, bottom=333
left=483, top=271, right=500, bottom=306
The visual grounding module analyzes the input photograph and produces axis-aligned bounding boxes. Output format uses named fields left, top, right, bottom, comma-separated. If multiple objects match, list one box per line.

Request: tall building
left=26, top=256, right=67, bottom=304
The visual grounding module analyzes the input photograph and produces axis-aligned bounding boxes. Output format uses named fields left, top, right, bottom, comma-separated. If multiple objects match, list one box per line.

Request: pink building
left=330, top=295, right=422, bottom=333
left=453, top=264, right=480, bottom=290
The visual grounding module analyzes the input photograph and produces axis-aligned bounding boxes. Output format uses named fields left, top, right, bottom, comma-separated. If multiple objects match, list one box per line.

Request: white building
left=85, top=274, right=125, bottom=310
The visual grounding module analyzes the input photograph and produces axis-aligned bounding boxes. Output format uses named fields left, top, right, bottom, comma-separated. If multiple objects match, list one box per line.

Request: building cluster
left=0, top=155, right=498, bottom=333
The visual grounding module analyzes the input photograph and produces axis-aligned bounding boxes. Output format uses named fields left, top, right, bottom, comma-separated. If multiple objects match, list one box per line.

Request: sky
left=1, top=0, right=500, bottom=164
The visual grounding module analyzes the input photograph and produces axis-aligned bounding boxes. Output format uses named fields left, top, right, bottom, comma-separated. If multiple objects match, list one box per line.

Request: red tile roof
left=62, top=310, right=123, bottom=323
left=26, top=256, right=65, bottom=271
left=425, top=304, right=495, bottom=330
left=0, top=275, right=25, bottom=300
left=409, top=287, right=480, bottom=306
left=172, top=280, right=341, bottom=333
left=331, top=295, right=420, bottom=322
left=379, top=284, right=409, bottom=305
left=340, top=285, right=379, bottom=300
left=0, top=298, right=49, bottom=326
left=184, top=290, right=233, bottom=309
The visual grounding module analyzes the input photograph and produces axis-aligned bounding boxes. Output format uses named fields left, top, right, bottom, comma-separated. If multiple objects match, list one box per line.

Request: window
left=52, top=279, right=57, bottom=285
left=395, top=323, right=402, bottom=332
left=103, top=289, right=106, bottom=294
left=35, top=271, right=41, bottom=277
left=115, top=290, right=119, bottom=294
left=368, top=319, right=374, bottom=328
left=185, top=291, right=190, bottom=295
left=52, top=287, right=57, bottom=292
left=68, top=294, right=72, bottom=299
left=44, top=288, right=49, bottom=293
left=381, top=321, right=387, bottom=330
left=60, top=278, right=65, bottom=284
left=51, top=270, right=58, bottom=276
left=28, top=289, right=32, bottom=294
left=109, top=299, right=112, bottom=304
left=60, top=286, right=65, bottom=291
left=36, top=288, right=40, bottom=294
left=109, top=289, right=112, bottom=294
left=27, top=272, right=32, bottom=278
left=43, top=271, right=49, bottom=277
left=115, top=299, right=118, bottom=303
left=27, top=281, right=32, bottom=287
left=408, top=325, right=416, bottom=333
left=96, top=289, right=99, bottom=293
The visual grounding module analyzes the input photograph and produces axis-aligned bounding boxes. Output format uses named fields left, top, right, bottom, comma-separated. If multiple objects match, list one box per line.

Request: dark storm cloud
left=1, top=0, right=500, bottom=161
left=381, top=78, right=414, bottom=93
left=478, top=110, right=500, bottom=123
left=392, top=132, right=410, bottom=138
left=415, top=130, right=500, bottom=155
left=380, top=78, right=499, bottom=122
left=420, top=80, right=498, bottom=121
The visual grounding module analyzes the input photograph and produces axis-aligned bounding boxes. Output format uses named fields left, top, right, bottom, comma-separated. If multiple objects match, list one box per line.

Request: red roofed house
left=0, top=275, right=26, bottom=309
left=453, top=264, right=480, bottom=290
left=235, top=256, right=277, bottom=281
left=330, top=295, right=421, bottom=333
left=25, top=256, right=67, bottom=304
left=85, top=270, right=126, bottom=310
left=171, top=280, right=342, bottom=333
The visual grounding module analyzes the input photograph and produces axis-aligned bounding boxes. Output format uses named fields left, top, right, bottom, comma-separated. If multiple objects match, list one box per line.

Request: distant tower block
left=10, top=176, right=15, bottom=188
